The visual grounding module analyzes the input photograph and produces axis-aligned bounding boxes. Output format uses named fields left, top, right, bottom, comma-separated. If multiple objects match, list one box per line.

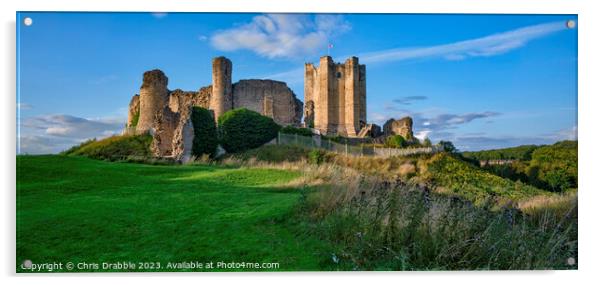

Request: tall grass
left=297, top=164, right=577, bottom=270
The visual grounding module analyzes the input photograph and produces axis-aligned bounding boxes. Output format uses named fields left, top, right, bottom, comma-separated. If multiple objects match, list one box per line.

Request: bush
left=385, top=135, right=406, bottom=148
left=280, top=125, right=314, bottom=137
left=308, top=149, right=327, bottom=164
left=62, top=134, right=152, bottom=161
left=422, top=137, right=432, bottom=147
left=191, top=107, right=218, bottom=158
left=218, top=108, right=281, bottom=153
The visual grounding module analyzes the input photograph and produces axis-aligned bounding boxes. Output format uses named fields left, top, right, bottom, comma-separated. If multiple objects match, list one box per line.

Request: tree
left=423, top=137, right=432, bottom=147
left=191, top=107, right=218, bottom=158
left=439, top=140, right=457, bottom=153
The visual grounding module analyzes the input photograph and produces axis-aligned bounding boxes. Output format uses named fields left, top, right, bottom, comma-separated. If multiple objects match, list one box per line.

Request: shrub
left=62, top=134, right=152, bottom=161
left=308, top=149, right=327, bottom=164
left=218, top=108, right=281, bottom=153
left=191, top=107, right=218, bottom=158
left=385, top=135, right=406, bottom=148
left=280, top=125, right=314, bottom=137
left=422, top=137, right=432, bottom=147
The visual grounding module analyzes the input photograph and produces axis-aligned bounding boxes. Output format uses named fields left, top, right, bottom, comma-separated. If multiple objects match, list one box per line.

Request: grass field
left=17, top=155, right=329, bottom=272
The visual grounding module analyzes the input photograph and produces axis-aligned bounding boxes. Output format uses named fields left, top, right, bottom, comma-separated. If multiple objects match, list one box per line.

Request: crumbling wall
left=126, top=94, right=140, bottom=128
left=232, top=79, right=302, bottom=126
left=150, top=106, right=180, bottom=157
left=383, top=116, right=414, bottom=141
left=171, top=105, right=195, bottom=162
left=169, top=87, right=211, bottom=113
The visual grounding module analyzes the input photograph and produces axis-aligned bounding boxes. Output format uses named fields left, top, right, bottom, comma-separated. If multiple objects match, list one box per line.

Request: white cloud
left=18, top=114, right=126, bottom=154
left=210, top=14, right=351, bottom=59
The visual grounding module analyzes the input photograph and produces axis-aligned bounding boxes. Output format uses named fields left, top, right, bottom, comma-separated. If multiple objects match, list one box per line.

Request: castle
left=125, top=55, right=414, bottom=160
left=304, top=56, right=367, bottom=137
left=126, top=56, right=302, bottom=159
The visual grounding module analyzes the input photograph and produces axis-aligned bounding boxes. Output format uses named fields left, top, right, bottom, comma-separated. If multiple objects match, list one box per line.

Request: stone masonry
left=304, top=56, right=366, bottom=137
left=383, top=116, right=415, bottom=142
left=136, top=70, right=169, bottom=132
left=127, top=56, right=303, bottom=160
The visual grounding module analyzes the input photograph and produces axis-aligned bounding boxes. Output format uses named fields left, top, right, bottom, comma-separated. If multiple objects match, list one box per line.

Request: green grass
left=62, top=134, right=153, bottom=160
left=17, top=155, right=329, bottom=272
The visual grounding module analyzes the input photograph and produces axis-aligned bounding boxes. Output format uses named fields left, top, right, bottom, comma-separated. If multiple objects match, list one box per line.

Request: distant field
left=16, top=155, right=328, bottom=272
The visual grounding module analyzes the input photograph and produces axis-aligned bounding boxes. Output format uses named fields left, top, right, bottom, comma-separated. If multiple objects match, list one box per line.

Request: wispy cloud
left=360, top=21, right=568, bottom=64
left=210, top=14, right=351, bottom=59
left=392, top=96, right=428, bottom=105
left=262, top=21, right=569, bottom=83
left=454, top=126, right=577, bottom=151
left=369, top=108, right=501, bottom=143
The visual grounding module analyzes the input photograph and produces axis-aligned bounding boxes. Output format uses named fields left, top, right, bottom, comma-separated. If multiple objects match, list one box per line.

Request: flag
left=328, top=43, right=334, bottom=49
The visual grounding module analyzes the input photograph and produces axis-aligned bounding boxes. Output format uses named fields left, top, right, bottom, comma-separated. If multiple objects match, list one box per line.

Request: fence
left=277, top=133, right=443, bottom=158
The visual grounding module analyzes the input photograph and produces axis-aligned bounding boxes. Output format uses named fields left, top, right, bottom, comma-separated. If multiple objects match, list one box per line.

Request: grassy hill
left=16, top=155, right=329, bottom=272
left=17, top=141, right=577, bottom=271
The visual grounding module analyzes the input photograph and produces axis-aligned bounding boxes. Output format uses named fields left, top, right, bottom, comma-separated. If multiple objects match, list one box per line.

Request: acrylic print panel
left=16, top=12, right=577, bottom=272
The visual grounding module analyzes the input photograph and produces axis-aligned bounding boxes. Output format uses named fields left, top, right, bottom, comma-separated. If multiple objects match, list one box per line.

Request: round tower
left=210, top=56, right=233, bottom=121
left=136, top=69, right=169, bottom=132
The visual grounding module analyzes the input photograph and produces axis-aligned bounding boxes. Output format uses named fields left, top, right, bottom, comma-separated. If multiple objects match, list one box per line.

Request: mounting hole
left=23, top=17, right=33, bottom=26
left=22, top=259, right=32, bottom=269
left=566, top=20, right=576, bottom=29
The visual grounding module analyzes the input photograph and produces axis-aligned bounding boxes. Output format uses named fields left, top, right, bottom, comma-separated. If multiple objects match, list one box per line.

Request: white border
left=2, top=1, right=601, bottom=285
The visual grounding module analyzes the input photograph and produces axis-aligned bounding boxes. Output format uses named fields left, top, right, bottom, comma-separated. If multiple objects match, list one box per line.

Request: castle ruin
left=383, top=116, right=415, bottom=142
left=125, top=55, right=415, bottom=160
left=126, top=56, right=302, bottom=160
left=304, top=56, right=367, bottom=137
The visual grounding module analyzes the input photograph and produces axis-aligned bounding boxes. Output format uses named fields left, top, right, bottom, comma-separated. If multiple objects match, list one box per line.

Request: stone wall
left=129, top=56, right=303, bottom=161
left=137, top=70, right=169, bottom=132
left=232, top=79, right=302, bottom=126
left=383, top=116, right=414, bottom=141
left=150, top=106, right=180, bottom=157
left=169, top=87, right=211, bottom=113
left=210, top=56, right=232, bottom=122
left=126, top=94, right=140, bottom=128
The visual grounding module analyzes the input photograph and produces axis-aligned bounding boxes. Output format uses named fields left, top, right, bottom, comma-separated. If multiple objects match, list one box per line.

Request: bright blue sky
left=16, top=12, right=577, bottom=153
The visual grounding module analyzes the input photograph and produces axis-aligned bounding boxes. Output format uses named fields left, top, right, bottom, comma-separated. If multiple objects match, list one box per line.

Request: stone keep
left=304, top=56, right=366, bottom=137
